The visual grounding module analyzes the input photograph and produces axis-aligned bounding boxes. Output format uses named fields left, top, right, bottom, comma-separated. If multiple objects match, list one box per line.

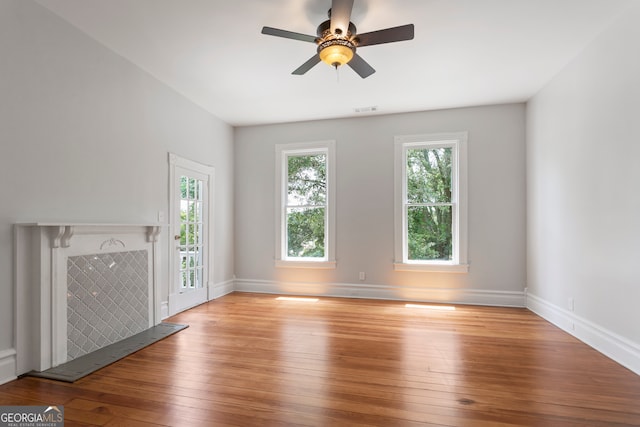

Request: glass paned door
left=178, top=175, right=204, bottom=291
left=169, top=154, right=212, bottom=316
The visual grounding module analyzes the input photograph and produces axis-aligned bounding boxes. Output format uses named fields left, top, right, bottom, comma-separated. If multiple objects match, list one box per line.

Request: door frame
left=168, top=153, right=215, bottom=316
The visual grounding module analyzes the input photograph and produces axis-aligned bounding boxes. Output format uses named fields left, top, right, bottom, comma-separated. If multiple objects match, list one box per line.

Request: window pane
left=180, top=176, right=188, bottom=199
left=195, top=224, right=202, bottom=245
left=181, top=271, right=188, bottom=289
left=196, top=268, right=203, bottom=289
left=287, top=154, right=326, bottom=206
left=179, top=225, right=186, bottom=246
left=286, top=207, right=325, bottom=258
left=407, top=147, right=452, bottom=204
left=186, top=224, right=193, bottom=245
left=188, top=178, right=197, bottom=199
left=186, top=200, right=194, bottom=223
left=196, top=249, right=202, bottom=268
left=407, top=205, right=453, bottom=261
left=194, top=201, right=202, bottom=224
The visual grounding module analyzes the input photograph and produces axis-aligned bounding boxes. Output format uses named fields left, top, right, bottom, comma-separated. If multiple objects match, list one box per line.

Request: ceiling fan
left=261, top=0, right=414, bottom=79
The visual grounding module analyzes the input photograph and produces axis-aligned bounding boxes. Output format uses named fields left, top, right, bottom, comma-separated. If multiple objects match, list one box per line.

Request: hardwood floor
left=1, top=292, right=639, bottom=426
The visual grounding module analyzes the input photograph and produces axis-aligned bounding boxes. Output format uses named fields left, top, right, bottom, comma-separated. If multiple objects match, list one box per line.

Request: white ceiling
left=36, top=0, right=630, bottom=126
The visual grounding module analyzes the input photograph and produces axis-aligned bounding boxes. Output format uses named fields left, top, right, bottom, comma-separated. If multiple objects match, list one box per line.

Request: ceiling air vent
left=354, top=105, right=378, bottom=113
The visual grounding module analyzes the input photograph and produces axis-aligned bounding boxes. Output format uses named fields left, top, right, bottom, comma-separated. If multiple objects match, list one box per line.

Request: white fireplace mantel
left=16, top=223, right=163, bottom=246
left=14, top=223, right=164, bottom=375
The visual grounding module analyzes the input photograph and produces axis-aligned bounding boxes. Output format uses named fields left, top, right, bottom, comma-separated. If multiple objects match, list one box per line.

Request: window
left=394, top=133, right=468, bottom=272
left=275, top=141, right=336, bottom=268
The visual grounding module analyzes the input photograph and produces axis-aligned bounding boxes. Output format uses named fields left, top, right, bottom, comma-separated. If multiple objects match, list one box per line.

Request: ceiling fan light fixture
left=318, top=39, right=355, bottom=68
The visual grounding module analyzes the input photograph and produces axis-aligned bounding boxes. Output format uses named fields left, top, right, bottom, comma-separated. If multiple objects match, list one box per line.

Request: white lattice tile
left=66, top=250, right=149, bottom=361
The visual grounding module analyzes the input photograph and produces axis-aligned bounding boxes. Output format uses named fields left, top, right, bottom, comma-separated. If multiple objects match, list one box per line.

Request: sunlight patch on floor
left=405, top=303, right=456, bottom=311
left=276, top=296, right=320, bottom=302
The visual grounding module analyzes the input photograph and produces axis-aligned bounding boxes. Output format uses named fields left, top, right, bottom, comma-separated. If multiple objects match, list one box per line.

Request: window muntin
left=395, top=133, right=468, bottom=272
left=276, top=141, right=336, bottom=268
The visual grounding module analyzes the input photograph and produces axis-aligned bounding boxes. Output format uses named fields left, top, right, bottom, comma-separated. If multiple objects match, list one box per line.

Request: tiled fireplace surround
left=14, top=224, right=162, bottom=375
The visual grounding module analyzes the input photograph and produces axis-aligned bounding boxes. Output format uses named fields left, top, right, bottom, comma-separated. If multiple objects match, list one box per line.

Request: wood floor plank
left=1, top=293, right=639, bottom=426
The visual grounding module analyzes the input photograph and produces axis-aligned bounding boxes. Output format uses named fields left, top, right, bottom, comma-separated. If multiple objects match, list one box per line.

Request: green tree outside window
left=406, top=147, right=453, bottom=261
left=286, top=153, right=326, bottom=258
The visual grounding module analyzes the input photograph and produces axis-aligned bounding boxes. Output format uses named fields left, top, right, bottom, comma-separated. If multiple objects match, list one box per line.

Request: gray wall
left=0, top=0, right=234, bottom=381
left=526, top=2, right=640, bottom=372
left=234, top=104, right=526, bottom=302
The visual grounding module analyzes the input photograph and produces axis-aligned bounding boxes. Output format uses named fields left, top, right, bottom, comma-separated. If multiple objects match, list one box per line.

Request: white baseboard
left=0, top=349, right=17, bottom=385
left=209, top=279, right=235, bottom=300
left=527, top=293, right=640, bottom=375
left=234, top=279, right=525, bottom=307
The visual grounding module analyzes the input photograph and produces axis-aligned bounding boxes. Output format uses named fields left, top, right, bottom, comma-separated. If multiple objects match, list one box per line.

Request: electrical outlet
left=359, top=272, right=366, bottom=281
left=568, top=297, right=575, bottom=312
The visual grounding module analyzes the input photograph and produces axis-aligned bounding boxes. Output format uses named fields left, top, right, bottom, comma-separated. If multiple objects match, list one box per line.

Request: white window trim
left=275, top=140, right=336, bottom=269
left=393, top=132, right=469, bottom=273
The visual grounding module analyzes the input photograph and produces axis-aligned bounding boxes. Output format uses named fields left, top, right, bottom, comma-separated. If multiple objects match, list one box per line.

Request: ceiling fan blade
left=356, top=24, right=415, bottom=47
left=292, top=54, right=322, bottom=75
left=348, top=53, right=375, bottom=79
left=261, top=26, right=317, bottom=43
left=330, top=0, right=354, bottom=35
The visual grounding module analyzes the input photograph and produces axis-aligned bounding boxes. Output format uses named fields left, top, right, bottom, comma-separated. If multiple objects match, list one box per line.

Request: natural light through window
left=276, top=296, right=320, bottom=302
left=405, top=304, right=456, bottom=311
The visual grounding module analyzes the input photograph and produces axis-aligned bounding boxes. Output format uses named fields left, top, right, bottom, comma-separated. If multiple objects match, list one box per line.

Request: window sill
left=394, top=262, right=469, bottom=273
left=275, top=260, right=337, bottom=269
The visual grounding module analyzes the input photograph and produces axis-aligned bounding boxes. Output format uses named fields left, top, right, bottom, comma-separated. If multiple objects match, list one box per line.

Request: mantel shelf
left=15, top=223, right=165, bottom=248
